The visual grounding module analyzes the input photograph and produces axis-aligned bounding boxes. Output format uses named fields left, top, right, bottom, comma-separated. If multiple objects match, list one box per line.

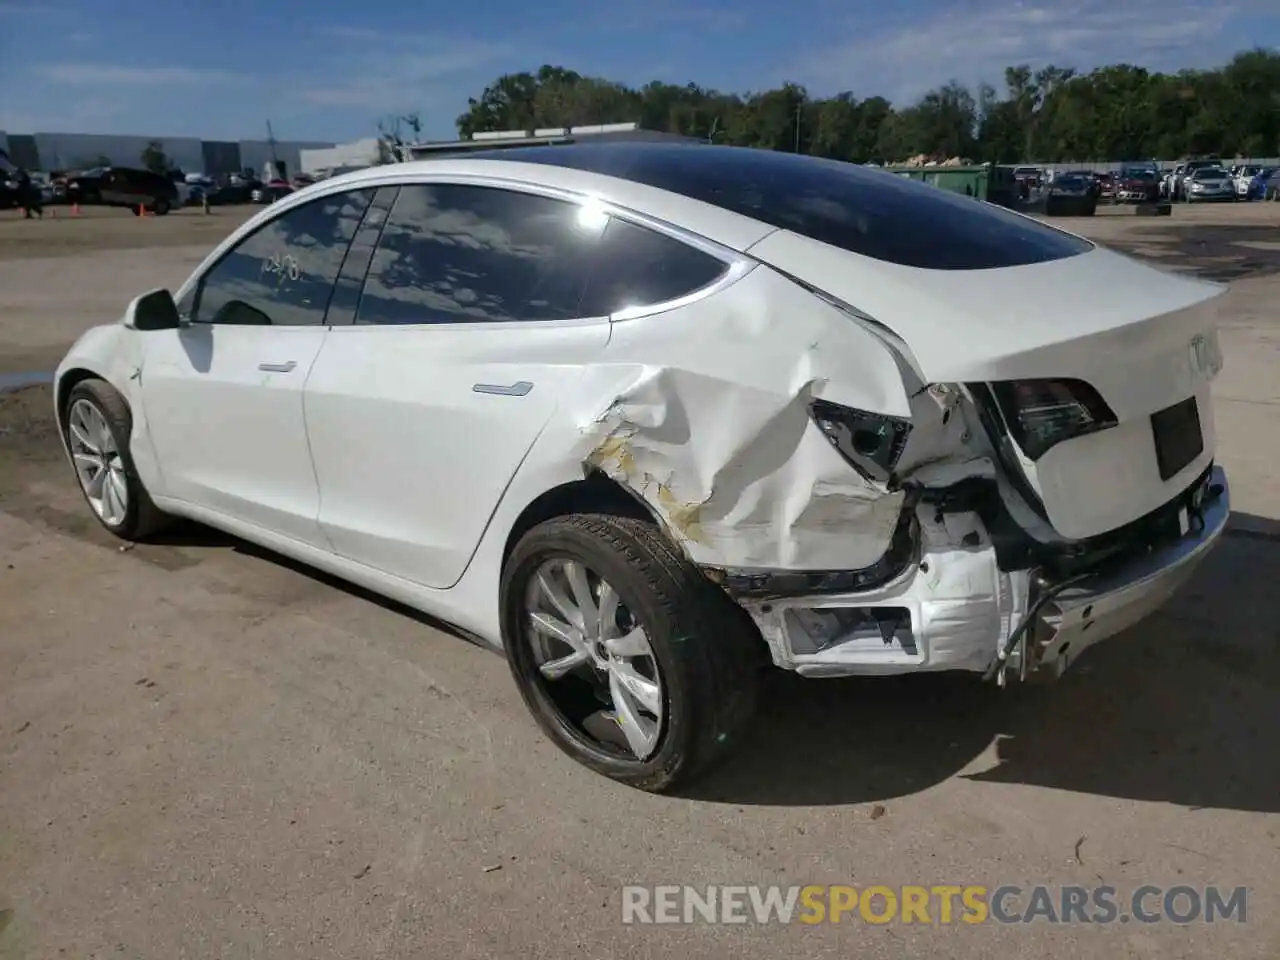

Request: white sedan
left=54, top=145, right=1230, bottom=791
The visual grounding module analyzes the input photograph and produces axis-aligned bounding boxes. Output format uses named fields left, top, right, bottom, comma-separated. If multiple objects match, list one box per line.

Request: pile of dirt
left=895, top=154, right=974, bottom=167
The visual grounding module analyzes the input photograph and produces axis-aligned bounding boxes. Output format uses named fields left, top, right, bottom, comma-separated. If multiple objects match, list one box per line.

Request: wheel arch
left=54, top=367, right=109, bottom=448
left=500, top=468, right=673, bottom=574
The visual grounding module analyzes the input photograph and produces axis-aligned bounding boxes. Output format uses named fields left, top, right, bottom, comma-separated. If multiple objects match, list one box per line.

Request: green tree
left=453, top=49, right=1280, bottom=164
left=140, top=140, right=170, bottom=174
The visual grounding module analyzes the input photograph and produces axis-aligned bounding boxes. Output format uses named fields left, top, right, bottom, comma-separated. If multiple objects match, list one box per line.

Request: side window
left=580, top=218, right=728, bottom=316
left=355, top=184, right=601, bottom=325
left=192, top=189, right=373, bottom=326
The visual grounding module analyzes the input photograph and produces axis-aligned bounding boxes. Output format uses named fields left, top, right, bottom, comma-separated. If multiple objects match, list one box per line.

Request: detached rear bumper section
left=712, top=467, right=1229, bottom=681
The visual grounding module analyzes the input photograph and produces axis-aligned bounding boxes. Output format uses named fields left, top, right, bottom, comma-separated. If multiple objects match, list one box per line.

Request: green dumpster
left=881, top=164, right=1017, bottom=208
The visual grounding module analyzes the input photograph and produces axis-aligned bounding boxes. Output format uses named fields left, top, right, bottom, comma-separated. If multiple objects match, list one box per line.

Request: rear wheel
left=153, top=198, right=171, bottom=215
left=64, top=379, right=171, bottom=541
left=501, top=514, right=760, bottom=792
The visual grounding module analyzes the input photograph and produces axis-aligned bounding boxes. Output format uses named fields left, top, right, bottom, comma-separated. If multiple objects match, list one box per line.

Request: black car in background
left=66, top=166, right=179, bottom=214
left=99, top=167, right=179, bottom=214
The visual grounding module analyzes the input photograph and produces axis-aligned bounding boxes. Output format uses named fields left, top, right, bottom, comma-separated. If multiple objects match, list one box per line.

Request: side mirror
left=126, top=288, right=181, bottom=331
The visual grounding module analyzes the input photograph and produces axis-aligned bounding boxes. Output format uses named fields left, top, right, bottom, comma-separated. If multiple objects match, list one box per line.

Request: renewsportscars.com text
left=621, top=884, right=1248, bottom=926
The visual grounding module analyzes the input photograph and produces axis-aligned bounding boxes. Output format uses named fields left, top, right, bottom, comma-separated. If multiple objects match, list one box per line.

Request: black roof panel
left=471, top=143, right=1093, bottom=270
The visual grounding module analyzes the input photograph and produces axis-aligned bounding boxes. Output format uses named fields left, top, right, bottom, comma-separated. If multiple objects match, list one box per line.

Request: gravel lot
left=1, top=202, right=1277, bottom=959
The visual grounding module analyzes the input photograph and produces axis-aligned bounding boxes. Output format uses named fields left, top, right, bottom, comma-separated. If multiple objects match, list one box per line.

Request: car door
left=138, top=188, right=374, bottom=547
left=302, top=180, right=617, bottom=589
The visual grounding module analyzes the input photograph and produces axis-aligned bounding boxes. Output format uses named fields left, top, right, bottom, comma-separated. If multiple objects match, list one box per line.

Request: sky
left=1, top=0, right=1276, bottom=143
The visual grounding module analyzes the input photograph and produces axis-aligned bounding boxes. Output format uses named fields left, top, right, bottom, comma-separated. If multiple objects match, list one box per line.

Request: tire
left=63, top=379, right=171, bottom=541
left=501, top=514, right=760, bottom=792
left=153, top=198, right=171, bottom=215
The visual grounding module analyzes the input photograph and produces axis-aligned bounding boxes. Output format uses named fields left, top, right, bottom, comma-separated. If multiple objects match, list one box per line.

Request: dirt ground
left=0, top=202, right=1277, bottom=959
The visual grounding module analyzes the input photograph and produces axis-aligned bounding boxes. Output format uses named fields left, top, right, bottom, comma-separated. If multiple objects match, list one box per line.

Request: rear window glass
left=581, top=218, right=728, bottom=315
left=486, top=144, right=1094, bottom=270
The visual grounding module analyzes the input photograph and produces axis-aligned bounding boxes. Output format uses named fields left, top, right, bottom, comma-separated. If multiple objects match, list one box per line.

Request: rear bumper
left=738, top=468, right=1229, bottom=679
left=1023, top=465, right=1228, bottom=677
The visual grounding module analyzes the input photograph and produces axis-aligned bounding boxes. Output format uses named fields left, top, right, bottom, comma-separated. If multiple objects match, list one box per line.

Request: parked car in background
left=0, top=176, right=18, bottom=210
left=1044, top=171, right=1098, bottom=214
left=1166, top=159, right=1224, bottom=201
left=95, top=167, right=180, bottom=215
left=1116, top=169, right=1162, bottom=203
left=66, top=167, right=110, bottom=205
left=1248, top=168, right=1275, bottom=200
left=1184, top=166, right=1235, bottom=203
left=251, top=178, right=294, bottom=204
left=1059, top=170, right=1101, bottom=200
left=1232, top=165, right=1264, bottom=198
left=1012, top=166, right=1042, bottom=199
left=206, top=177, right=260, bottom=206
left=1092, top=171, right=1117, bottom=203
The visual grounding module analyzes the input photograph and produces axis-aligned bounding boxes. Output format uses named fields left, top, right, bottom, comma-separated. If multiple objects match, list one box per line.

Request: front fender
left=54, top=323, right=168, bottom=499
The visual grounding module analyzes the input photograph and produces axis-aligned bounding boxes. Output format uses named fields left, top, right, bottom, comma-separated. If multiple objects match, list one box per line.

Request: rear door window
left=355, top=184, right=603, bottom=325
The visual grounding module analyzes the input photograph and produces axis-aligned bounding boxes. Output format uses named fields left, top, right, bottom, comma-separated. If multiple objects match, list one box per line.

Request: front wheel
left=501, top=514, right=760, bottom=792
left=64, top=379, right=171, bottom=541
left=153, top=198, right=171, bottom=215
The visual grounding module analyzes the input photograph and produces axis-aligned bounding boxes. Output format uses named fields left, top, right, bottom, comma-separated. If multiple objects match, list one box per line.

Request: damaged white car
left=54, top=144, right=1230, bottom=791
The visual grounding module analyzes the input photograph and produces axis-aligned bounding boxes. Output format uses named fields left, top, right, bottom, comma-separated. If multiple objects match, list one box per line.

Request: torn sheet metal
left=743, top=503, right=1032, bottom=677
left=568, top=265, right=995, bottom=572
left=577, top=366, right=905, bottom=570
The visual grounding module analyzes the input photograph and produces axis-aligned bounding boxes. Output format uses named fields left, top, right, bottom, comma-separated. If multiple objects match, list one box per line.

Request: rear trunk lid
left=748, top=230, right=1227, bottom=540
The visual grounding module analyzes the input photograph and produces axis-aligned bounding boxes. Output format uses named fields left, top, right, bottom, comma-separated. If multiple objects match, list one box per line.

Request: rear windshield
left=485, top=144, right=1094, bottom=270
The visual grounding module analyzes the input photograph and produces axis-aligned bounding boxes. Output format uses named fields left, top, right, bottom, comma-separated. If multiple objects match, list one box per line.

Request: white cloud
left=295, top=26, right=519, bottom=112
left=36, top=63, right=241, bottom=86
left=790, top=0, right=1246, bottom=103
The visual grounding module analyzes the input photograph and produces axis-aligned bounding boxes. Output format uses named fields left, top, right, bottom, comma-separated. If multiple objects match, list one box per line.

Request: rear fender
left=564, top=265, right=995, bottom=572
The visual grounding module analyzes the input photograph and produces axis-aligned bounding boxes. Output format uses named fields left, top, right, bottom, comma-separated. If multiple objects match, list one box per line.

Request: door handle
left=473, top=381, right=533, bottom=397
left=258, top=360, right=297, bottom=373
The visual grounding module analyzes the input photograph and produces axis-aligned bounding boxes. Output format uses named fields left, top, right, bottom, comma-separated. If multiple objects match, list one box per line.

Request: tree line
left=455, top=50, right=1280, bottom=164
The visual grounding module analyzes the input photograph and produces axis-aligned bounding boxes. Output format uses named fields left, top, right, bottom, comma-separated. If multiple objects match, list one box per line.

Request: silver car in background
left=1185, top=167, right=1235, bottom=202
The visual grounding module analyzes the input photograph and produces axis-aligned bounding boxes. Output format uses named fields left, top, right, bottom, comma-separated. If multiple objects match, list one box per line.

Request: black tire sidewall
left=501, top=519, right=710, bottom=788
left=65, top=381, right=148, bottom=539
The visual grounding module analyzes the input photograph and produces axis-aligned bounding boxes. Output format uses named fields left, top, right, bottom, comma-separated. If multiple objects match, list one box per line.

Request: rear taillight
left=809, top=399, right=913, bottom=484
left=991, top=379, right=1117, bottom=460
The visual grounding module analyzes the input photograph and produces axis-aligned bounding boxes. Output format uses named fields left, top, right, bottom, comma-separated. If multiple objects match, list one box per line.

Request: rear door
left=303, top=180, right=614, bottom=588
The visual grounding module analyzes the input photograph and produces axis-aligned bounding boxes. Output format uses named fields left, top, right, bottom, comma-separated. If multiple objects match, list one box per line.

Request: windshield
left=1191, top=168, right=1226, bottom=180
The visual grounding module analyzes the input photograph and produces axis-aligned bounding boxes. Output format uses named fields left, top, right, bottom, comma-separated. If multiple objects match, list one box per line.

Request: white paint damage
left=561, top=257, right=990, bottom=578
left=572, top=355, right=1011, bottom=673
left=568, top=242, right=1228, bottom=676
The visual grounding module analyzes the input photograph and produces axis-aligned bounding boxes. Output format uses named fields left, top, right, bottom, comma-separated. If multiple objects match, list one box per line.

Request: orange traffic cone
left=71, top=202, right=80, bottom=217
left=138, top=204, right=147, bottom=217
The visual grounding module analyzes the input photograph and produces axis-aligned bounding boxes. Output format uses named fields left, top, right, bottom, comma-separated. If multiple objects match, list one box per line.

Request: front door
left=139, top=187, right=375, bottom=547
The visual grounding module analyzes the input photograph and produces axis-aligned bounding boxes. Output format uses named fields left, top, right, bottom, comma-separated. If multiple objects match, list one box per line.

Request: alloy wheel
left=68, top=398, right=128, bottom=527
left=524, top=558, right=665, bottom=760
